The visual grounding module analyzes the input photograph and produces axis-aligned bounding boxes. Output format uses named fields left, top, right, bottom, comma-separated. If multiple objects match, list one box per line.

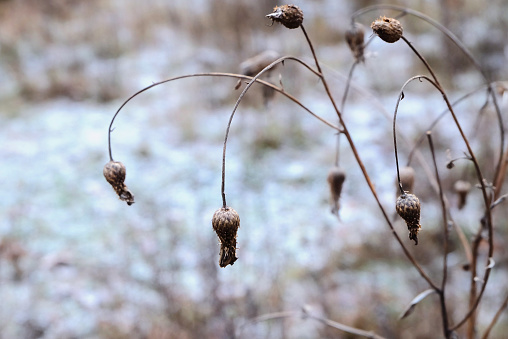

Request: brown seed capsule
left=396, top=193, right=421, bottom=245
left=103, top=160, right=135, bottom=206
left=266, top=4, right=304, bottom=29
left=371, top=16, right=403, bottom=43
left=345, top=22, right=365, bottom=63
left=212, top=206, right=240, bottom=267
left=454, top=180, right=472, bottom=210
left=327, top=166, right=346, bottom=215
left=398, top=166, right=415, bottom=194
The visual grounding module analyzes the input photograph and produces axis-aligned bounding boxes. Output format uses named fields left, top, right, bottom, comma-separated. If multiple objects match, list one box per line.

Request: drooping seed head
left=240, top=50, right=280, bottom=77
left=398, top=166, right=415, bottom=194
left=396, top=193, right=421, bottom=245
left=371, top=16, right=403, bottom=43
left=266, top=4, right=304, bottom=29
left=327, top=166, right=346, bottom=215
left=345, top=22, right=365, bottom=62
left=454, top=180, right=472, bottom=210
left=212, top=206, right=240, bottom=267
left=103, top=160, right=135, bottom=206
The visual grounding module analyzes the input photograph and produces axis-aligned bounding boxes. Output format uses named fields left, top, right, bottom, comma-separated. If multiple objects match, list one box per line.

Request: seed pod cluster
left=345, top=22, right=365, bottom=63
left=371, top=16, right=403, bottom=43
left=327, top=166, right=346, bottom=215
left=454, top=180, right=472, bottom=210
left=103, top=160, right=135, bottom=205
left=266, top=4, right=303, bottom=29
left=212, top=206, right=240, bottom=267
left=396, top=193, right=421, bottom=245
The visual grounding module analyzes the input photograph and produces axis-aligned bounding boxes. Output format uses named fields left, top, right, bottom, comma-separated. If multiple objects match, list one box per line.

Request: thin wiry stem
left=354, top=3, right=505, bottom=219
left=481, top=293, right=508, bottom=339
left=219, top=55, right=326, bottom=207
left=300, top=24, right=438, bottom=290
left=106, top=71, right=338, bottom=166
left=400, top=36, right=494, bottom=332
left=427, top=131, right=451, bottom=338
left=238, top=308, right=387, bottom=339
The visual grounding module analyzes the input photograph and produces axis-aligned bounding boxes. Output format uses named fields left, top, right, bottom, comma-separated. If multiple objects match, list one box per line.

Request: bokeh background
left=0, top=0, right=507, bottom=338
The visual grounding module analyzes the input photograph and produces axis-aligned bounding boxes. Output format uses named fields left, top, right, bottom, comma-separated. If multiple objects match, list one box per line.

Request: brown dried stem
left=300, top=24, right=438, bottom=290
left=427, top=131, right=451, bottom=337
left=106, top=70, right=338, bottom=169
left=481, top=293, right=508, bottom=339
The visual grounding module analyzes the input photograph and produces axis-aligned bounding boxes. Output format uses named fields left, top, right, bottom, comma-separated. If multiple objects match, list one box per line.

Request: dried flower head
left=396, top=193, right=421, bottom=245
left=327, top=166, right=346, bottom=215
left=266, top=4, right=303, bottom=29
left=454, top=180, right=472, bottom=210
left=212, top=206, right=240, bottom=267
left=371, top=16, right=403, bottom=43
left=103, top=160, right=135, bottom=205
left=398, top=166, right=415, bottom=193
left=345, top=22, right=365, bottom=62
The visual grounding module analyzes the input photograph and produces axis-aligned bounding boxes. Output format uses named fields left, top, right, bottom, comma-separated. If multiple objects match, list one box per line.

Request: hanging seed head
left=345, top=22, right=365, bottom=62
left=240, top=50, right=280, bottom=77
left=371, top=16, right=403, bottom=43
left=103, top=160, right=135, bottom=206
left=398, top=166, right=415, bottom=194
left=327, top=167, right=346, bottom=214
left=454, top=180, right=472, bottom=210
left=266, top=4, right=303, bottom=29
left=212, top=206, right=240, bottom=267
left=396, top=193, right=421, bottom=245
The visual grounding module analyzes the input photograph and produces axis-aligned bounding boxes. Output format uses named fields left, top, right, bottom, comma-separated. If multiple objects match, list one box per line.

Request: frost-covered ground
left=0, top=1, right=507, bottom=338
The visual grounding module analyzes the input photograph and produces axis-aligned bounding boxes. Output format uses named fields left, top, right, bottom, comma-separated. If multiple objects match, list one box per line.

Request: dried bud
left=266, top=4, right=303, bottom=29
left=398, top=166, right=415, bottom=194
left=371, top=16, right=403, bottom=43
left=327, top=166, right=346, bottom=215
left=212, top=206, right=240, bottom=267
left=396, top=193, right=421, bottom=245
left=454, top=180, right=472, bottom=210
left=103, top=160, right=135, bottom=205
left=345, top=22, right=365, bottom=62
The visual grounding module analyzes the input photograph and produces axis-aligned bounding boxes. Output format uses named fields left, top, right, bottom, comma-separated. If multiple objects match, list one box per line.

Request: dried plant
left=103, top=3, right=507, bottom=338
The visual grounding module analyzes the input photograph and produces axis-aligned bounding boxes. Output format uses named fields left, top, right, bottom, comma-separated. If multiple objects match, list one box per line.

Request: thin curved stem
left=106, top=71, right=338, bottom=163
left=219, top=55, right=325, bottom=207
left=427, top=131, right=451, bottom=338
left=300, top=24, right=438, bottom=290
left=353, top=4, right=504, bottom=216
left=482, top=293, right=508, bottom=339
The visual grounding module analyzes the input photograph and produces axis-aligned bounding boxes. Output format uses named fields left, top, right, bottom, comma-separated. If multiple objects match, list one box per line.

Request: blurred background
left=0, top=0, right=507, bottom=338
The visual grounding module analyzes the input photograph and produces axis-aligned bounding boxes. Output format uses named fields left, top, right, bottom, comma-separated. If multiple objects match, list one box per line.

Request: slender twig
left=106, top=71, right=338, bottom=161
left=427, top=131, right=450, bottom=338
left=353, top=3, right=505, bottom=221
left=238, top=308, right=387, bottom=339
left=300, top=24, right=438, bottom=290
left=398, top=36, right=494, bottom=331
left=481, top=293, right=508, bottom=339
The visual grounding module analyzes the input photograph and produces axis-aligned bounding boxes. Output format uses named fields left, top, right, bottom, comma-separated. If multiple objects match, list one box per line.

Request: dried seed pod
left=212, top=206, right=240, bottom=267
left=371, top=16, right=403, bottom=43
left=266, top=4, right=303, bottom=29
left=398, top=166, right=415, bottom=194
left=345, top=22, right=365, bottom=62
left=103, top=160, right=135, bottom=206
left=454, top=180, right=472, bottom=210
left=327, top=166, right=346, bottom=215
left=396, top=193, right=421, bottom=245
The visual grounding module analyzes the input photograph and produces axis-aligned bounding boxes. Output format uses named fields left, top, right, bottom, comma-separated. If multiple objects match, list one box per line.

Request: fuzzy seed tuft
left=212, top=206, right=240, bottom=267
left=396, top=193, right=421, bottom=245
left=266, top=4, right=303, bottom=29
left=371, top=16, right=403, bottom=43
left=103, top=161, right=135, bottom=205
